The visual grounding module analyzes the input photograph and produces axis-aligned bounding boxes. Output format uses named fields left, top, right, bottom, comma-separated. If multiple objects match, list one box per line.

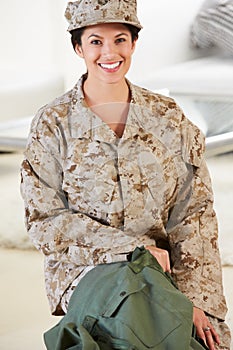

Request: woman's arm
left=166, top=116, right=227, bottom=348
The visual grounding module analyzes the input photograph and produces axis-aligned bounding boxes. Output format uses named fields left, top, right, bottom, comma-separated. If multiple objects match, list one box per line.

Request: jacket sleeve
left=20, top=108, right=153, bottom=266
left=166, top=116, right=227, bottom=321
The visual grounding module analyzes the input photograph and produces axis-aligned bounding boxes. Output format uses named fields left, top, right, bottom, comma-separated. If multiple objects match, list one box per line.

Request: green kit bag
left=44, top=247, right=208, bottom=350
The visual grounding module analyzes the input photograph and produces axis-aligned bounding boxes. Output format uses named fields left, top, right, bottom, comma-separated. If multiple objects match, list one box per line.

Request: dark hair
left=70, top=27, right=85, bottom=49
left=70, top=23, right=140, bottom=50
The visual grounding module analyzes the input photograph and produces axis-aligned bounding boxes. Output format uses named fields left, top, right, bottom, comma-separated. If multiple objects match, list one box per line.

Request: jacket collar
left=69, top=74, right=147, bottom=142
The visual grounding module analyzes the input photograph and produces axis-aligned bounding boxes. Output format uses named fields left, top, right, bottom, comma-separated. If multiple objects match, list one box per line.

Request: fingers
left=202, top=325, right=220, bottom=350
left=193, top=307, right=220, bottom=350
left=208, top=324, right=221, bottom=346
left=198, top=325, right=217, bottom=350
left=145, top=245, right=171, bottom=272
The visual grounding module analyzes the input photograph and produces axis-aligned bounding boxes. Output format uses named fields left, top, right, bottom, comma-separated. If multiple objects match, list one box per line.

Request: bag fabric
left=44, top=247, right=207, bottom=350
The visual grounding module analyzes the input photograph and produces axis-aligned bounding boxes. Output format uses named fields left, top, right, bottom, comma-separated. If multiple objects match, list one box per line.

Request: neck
left=83, top=77, right=130, bottom=107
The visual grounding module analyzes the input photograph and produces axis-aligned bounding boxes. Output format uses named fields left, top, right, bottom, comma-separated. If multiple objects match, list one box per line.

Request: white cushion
left=140, top=56, right=233, bottom=96
left=190, top=0, right=233, bottom=56
left=138, top=56, right=233, bottom=136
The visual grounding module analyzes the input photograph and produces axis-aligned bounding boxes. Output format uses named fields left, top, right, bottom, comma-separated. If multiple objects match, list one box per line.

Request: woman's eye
left=90, top=40, right=102, bottom=45
left=116, top=38, right=126, bottom=43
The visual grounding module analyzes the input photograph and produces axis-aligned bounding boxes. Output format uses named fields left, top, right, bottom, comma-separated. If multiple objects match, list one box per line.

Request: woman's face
left=75, top=23, right=137, bottom=86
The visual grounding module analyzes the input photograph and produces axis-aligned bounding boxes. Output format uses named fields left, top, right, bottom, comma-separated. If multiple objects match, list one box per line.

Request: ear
left=75, top=43, right=84, bottom=58
left=131, top=39, right=137, bottom=54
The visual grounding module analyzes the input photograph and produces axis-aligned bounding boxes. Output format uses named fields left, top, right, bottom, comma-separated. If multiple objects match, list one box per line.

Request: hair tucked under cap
left=65, top=0, right=142, bottom=32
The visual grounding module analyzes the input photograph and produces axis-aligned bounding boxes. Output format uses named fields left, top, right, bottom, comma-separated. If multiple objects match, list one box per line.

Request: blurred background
left=0, top=0, right=207, bottom=92
left=0, top=0, right=232, bottom=349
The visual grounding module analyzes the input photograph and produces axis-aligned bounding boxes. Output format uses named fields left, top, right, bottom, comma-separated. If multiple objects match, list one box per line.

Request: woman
left=20, top=0, right=231, bottom=349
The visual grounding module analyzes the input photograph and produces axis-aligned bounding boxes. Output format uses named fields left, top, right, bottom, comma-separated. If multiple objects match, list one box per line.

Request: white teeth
left=100, top=62, right=120, bottom=69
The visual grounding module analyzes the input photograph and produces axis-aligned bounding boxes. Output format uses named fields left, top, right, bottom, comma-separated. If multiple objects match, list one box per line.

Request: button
left=120, top=291, right=127, bottom=297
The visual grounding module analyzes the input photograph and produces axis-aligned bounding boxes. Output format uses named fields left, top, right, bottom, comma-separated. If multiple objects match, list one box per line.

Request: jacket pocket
left=63, top=170, right=115, bottom=216
left=98, top=269, right=182, bottom=348
left=63, top=139, right=118, bottom=221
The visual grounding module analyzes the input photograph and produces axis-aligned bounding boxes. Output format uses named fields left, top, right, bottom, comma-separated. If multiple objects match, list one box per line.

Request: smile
left=99, top=61, right=122, bottom=71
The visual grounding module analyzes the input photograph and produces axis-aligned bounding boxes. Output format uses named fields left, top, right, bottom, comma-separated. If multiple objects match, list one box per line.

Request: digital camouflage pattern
left=65, top=0, right=142, bottom=32
left=20, top=75, right=230, bottom=345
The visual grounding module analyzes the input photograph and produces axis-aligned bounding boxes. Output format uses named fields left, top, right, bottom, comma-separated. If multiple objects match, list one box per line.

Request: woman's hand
left=145, top=245, right=171, bottom=273
left=193, top=307, right=220, bottom=350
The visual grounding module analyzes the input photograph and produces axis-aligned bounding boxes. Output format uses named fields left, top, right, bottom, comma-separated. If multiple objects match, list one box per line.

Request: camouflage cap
left=65, top=0, right=142, bottom=32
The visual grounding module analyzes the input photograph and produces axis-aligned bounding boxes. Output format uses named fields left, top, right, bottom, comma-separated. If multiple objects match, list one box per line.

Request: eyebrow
left=87, top=32, right=129, bottom=39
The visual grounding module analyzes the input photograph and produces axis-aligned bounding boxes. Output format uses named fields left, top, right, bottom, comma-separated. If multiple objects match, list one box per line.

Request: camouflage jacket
left=21, top=75, right=227, bottom=319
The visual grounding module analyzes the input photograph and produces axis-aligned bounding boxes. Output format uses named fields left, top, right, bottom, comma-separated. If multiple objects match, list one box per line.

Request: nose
left=101, top=40, right=118, bottom=59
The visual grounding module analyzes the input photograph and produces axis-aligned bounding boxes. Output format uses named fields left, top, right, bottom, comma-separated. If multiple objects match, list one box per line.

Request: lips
left=98, top=61, right=122, bottom=72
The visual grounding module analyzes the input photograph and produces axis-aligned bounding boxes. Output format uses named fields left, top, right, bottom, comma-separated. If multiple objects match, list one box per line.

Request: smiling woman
left=74, top=23, right=136, bottom=98
left=20, top=1, right=231, bottom=349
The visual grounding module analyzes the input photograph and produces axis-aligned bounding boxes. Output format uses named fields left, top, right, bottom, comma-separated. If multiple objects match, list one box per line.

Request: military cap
left=65, top=0, right=142, bottom=32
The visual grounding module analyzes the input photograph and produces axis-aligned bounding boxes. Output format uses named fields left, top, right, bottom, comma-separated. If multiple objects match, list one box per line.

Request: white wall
left=0, top=0, right=66, bottom=121
left=1, top=0, right=52, bottom=70
left=0, top=0, right=205, bottom=90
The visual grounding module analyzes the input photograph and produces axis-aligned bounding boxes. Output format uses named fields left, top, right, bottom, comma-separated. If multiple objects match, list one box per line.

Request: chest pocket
left=62, top=139, right=118, bottom=220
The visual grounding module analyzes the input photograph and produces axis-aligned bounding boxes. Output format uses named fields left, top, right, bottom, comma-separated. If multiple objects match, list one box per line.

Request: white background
left=0, top=0, right=205, bottom=89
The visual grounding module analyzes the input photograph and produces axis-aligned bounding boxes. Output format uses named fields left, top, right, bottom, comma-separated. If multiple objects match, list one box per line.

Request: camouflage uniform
left=21, top=75, right=230, bottom=348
